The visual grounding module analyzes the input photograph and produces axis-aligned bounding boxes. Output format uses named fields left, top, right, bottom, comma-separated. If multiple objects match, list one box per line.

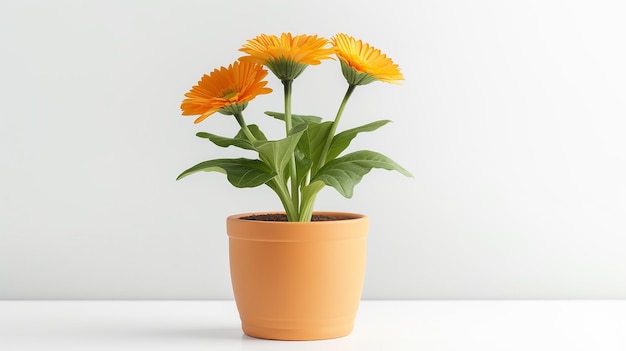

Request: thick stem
left=282, top=79, right=300, bottom=220
left=298, top=193, right=316, bottom=222
left=274, top=177, right=298, bottom=221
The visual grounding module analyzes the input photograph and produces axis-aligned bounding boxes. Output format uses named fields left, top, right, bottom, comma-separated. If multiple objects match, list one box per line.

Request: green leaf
left=312, top=150, right=413, bottom=198
left=196, top=132, right=254, bottom=150
left=253, top=123, right=307, bottom=173
left=298, top=121, right=334, bottom=173
left=327, top=120, right=392, bottom=161
left=302, top=180, right=326, bottom=200
left=195, top=125, right=266, bottom=150
left=235, top=124, right=267, bottom=141
left=294, top=149, right=313, bottom=186
left=265, top=111, right=323, bottom=125
left=176, top=158, right=276, bottom=188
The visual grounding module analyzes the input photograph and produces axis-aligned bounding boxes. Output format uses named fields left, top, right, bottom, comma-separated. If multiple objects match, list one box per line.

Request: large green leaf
left=176, top=158, right=276, bottom=188
left=265, top=111, right=323, bottom=125
left=312, top=150, right=413, bottom=198
left=298, top=121, right=334, bottom=173
left=254, top=124, right=307, bottom=173
left=327, top=120, right=392, bottom=161
left=195, top=125, right=266, bottom=150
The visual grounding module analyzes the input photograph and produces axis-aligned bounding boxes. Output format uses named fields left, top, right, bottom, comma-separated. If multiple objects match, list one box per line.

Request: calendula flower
left=181, top=61, right=272, bottom=123
left=239, top=33, right=334, bottom=80
left=331, top=33, right=404, bottom=85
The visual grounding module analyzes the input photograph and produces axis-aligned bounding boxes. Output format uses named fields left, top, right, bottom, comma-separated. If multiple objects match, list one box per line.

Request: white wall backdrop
left=1, top=0, right=625, bottom=299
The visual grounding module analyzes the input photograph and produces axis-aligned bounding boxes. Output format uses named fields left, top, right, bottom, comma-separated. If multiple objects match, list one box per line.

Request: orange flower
left=181, top=61, right=272, bottom=123
left=239, top=33, right=334, bottom=80
left=331, top=33, right=404, bottom=85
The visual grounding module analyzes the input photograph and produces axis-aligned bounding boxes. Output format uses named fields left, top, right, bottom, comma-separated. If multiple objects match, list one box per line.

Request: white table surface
left=1, top=300, right=625, bottom=350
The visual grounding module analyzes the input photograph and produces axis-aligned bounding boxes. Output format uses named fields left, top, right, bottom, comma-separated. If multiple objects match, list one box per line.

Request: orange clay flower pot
left=226, top=212, right=369, bottom=341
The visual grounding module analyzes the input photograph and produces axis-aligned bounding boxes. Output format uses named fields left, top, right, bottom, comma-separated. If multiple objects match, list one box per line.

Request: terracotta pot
left=226, top=212, right=369, bottom=340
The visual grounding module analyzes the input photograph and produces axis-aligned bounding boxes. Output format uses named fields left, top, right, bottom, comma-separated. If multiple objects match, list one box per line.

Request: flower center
left=221, top=90, right=239, bottom=100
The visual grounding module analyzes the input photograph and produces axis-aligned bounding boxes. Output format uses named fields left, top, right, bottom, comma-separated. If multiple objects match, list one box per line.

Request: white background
left=1, top=0, right=625, bottom=300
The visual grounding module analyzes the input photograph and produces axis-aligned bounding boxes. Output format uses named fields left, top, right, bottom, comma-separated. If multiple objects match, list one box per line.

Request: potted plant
left=177, top=32, right=412, bottom=340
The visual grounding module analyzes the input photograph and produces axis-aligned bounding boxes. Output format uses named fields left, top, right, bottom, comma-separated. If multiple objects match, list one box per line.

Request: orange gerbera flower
left=331, top=33, right=404, bottom=85
left=239, top=33, right=334, bottom=80
left=181, top=61, right=272, bottom=123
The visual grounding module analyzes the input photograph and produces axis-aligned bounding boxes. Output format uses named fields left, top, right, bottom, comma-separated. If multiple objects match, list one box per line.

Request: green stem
left=274, top=177, right=298, bottom=221
left=299, top=84, right=357, bottom=221
left=283, top=80, right=293, bottom=134
left=317, top=84, right=356, bottom=171
left=234, top=112, right=256, bottom=142
left=282, top=79, right=300, bottom=221
left=298, top=194, right=316, bottom=222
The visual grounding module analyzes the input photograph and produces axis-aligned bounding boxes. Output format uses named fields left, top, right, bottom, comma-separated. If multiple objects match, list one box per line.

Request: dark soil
left=240, top=214, right=353, bottom=222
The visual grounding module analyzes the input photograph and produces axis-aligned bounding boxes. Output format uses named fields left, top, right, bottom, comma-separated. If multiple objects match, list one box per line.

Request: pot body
left=227, top=212, right=369, bottom=340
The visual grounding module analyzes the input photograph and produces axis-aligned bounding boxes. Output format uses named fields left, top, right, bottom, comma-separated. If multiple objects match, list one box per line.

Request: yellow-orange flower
left=331, top=33, right=404, bottom=85
left=239, top=33, right=334, bottom=80
left=181, top=61, right=272, bottom=124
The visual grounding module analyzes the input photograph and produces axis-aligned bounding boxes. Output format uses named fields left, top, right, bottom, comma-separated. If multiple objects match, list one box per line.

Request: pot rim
left=227, top=211, right=369, bottom=242
left=228, top=211, right=366, bottom=223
